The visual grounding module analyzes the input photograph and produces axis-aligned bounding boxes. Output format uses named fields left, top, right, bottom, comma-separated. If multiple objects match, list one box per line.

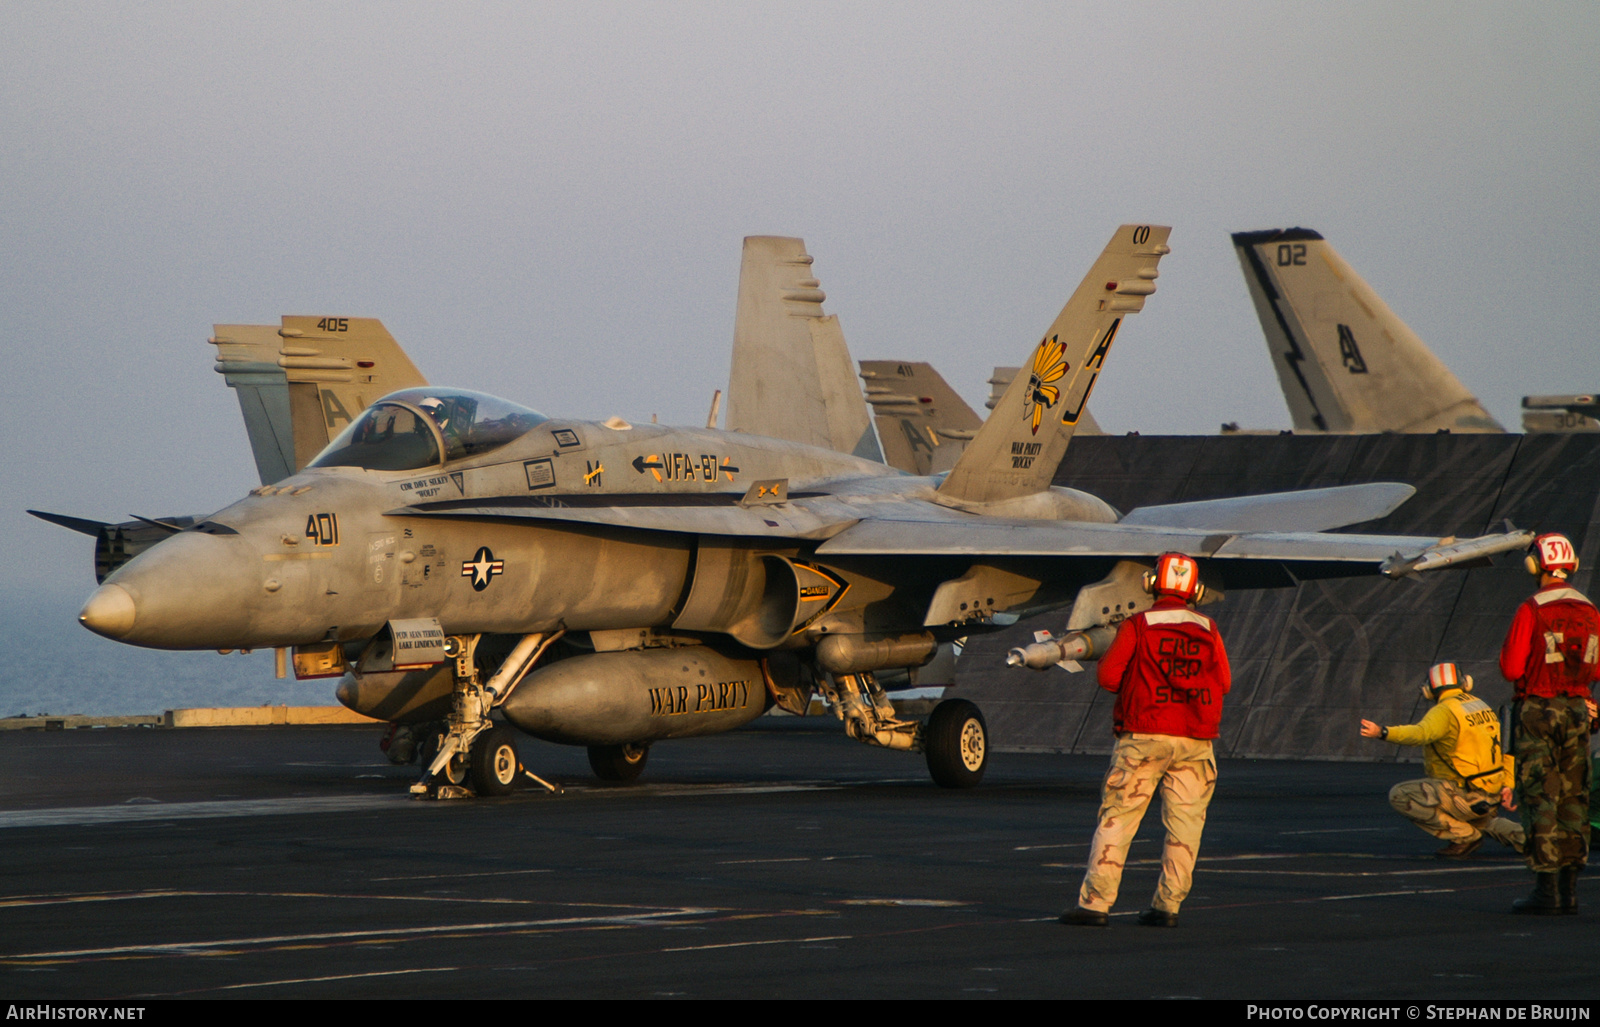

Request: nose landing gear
left=411, top=631, right=563, bottom=799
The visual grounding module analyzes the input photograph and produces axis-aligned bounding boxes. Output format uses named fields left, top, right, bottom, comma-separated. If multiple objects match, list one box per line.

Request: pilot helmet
left=417, top=397, right=450, bottom=427
left=1421, top=662, right=1472, bottom=701
left=1142, top=552, right=1205, bottom=603
left=1525, top=533, right=1579, bottom=579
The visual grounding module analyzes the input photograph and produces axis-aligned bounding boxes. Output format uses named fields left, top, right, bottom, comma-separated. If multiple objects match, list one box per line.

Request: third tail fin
left=1231, top=228, right=1502, bottom=433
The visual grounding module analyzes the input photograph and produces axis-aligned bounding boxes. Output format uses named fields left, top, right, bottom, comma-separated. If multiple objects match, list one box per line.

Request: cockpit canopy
left=310, top=388, right=549, bottom=471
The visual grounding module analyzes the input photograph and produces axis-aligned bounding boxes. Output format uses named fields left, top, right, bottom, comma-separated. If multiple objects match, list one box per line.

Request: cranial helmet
left=1422, top=661, right=1473, bottom=701
left=1142, top=552, right=1205, bottom=603
left=1525, top=533, right=1579, bottom=579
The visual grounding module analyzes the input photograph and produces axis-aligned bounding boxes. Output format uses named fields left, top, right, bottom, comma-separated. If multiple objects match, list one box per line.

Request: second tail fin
left=726, top=237, right=884, bottom=462
left=937, top=224, right=1170, bottom=505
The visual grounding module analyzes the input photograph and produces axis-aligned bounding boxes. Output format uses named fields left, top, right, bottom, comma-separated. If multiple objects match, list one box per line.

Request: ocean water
left=2, top=588, right=340, bottom=718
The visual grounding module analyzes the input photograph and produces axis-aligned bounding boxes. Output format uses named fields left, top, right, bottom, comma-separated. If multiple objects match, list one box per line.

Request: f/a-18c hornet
left=73, top=225, right=1531, bottom=799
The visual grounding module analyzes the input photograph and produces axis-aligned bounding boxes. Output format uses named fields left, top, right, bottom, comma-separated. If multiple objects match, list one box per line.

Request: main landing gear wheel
left=470, top=725, right=521, bottom=797
left=924, top=699, right=988, bottom=789
left=588, top=742, right=649, bottom=782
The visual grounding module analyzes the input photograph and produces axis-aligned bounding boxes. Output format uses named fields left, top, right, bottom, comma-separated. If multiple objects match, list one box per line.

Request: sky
left=4, top=0, right=1598, bottom=614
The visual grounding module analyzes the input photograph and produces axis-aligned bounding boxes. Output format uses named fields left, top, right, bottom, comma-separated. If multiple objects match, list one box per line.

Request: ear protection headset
left=1142, top=552, right=1205, bottom=603
left=1525, top=533, right=1579, bottom=579
left=1421, top=662, right=1473, bottom=701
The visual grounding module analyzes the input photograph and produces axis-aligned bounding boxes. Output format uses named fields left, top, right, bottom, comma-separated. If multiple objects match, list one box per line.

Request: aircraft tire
left=587, top=742, right=649, bottom=782
left=924, top=699, right=987, bottom=789
left=470, top=725, right=520, bottom=797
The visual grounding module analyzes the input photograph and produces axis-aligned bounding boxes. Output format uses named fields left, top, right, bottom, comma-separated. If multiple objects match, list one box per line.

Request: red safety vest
left=1499, top=585, right=1600, bottom=699
left=1097, top=598, right=1233, bottom=739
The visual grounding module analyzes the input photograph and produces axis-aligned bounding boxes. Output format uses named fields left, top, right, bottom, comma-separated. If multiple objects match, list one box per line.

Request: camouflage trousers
left=1078, top=733, right=1216, bottom=915
left=1515, top=695, right=1592, bottom=872
left=1387, top=778, right=1524, bottom=851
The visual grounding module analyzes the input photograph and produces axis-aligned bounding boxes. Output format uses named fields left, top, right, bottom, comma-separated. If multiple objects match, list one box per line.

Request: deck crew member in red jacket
left=1061, top=552, right=1231, bottom=928
left=1500, top=532, right=1600, bottom=914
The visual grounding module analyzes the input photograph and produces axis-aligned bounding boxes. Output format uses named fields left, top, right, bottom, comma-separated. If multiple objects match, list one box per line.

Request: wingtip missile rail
left=1380, top=528, right=1536, bottom=580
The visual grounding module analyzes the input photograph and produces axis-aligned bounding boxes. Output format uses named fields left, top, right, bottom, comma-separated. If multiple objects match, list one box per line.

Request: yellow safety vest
left=1431, top=693, right=1510, bottom=793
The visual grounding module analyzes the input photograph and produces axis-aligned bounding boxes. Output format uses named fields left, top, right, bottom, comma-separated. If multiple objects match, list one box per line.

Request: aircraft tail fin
left=986, top=366, right=1102, bottom=434
left=211, top=324, right=297, bottom=485
left=859, top=361, right=983, bottom=476
left=726, top=237, right=884, bottom=462
left=1231, top=228, right=1502, bottom=433
left=276, top=316, right=429, bottom=472
left=213, top=318, right=427, bottom=483
left=937, top=224, right=1170, bottom=505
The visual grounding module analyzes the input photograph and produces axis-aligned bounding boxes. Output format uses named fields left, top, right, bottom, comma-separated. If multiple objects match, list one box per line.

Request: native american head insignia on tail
left=1022, top=336, right=1068, bottom=436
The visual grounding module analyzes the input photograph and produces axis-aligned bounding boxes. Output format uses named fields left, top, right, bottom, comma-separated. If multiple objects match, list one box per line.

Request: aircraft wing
left=815, top=517, right=1532, bottom=580
left=1118, top=482, right=1415, bottom=532
left=397, top=479, right=1524, bottom=582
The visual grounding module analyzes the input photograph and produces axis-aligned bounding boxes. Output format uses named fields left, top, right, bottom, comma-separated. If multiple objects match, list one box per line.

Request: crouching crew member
left=1500, top=532, right=1600, bottom=914
left=1061, top=552, right=1231, bottom=928
left=1359, top=662, right=1523, bottom=859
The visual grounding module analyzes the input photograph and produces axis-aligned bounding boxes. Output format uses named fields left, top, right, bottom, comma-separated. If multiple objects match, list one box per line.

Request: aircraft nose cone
left=89, top=531, right=261, bottom=649
left=79, top=583, right=137, bottom=639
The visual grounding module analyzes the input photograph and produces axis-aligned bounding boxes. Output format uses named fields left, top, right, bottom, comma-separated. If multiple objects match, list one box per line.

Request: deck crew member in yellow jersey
left=1359, top=662, right=1524, bottom=859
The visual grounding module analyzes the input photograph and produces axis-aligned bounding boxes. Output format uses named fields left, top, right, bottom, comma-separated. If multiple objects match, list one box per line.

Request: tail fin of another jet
left=1231, top=228, right=1503, bottom=434
left=275, top=316, right=429, bottom=472
left=211, top=324, right=298, bottom=485
left=214, top=318, right=428, bottom=483
left=937, top=224, right=1170, bottom=505
left=726, top=237, right=884, bottom=462
left=858, top=361, right=983, bottom=476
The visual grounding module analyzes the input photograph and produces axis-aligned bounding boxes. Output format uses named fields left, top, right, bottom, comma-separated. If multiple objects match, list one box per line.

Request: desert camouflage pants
left=1078, top=733, right=1216, bottom=915
left=1515, top=696, right=1592, bottom=872
left=1387, top=778, right=1524, bottom=850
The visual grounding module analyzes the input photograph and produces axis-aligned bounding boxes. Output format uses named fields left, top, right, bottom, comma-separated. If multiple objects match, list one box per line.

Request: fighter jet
left=1231, top=228, right=1504, bottom=434
left=74, top=225, right=1530, bottom=798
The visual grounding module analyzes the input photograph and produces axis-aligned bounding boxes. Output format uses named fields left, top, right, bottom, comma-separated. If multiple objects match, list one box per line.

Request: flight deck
left=0, top=719, right=1588, bottom=1000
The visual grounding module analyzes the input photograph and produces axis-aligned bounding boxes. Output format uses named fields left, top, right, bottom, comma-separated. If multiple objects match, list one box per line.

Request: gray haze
left=3, top=3, right=1597, bottom=707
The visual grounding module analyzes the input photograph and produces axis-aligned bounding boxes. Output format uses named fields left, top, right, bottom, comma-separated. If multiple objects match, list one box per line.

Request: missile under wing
left=1232, top=228, right=1503, bottom=434
left=75, top=225, right=1529, bottom=799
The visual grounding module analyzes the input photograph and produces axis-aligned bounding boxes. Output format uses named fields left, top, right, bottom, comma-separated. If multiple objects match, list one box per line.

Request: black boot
left=1558, top=866, right=1580, bottom=914
left=1512, top=872, right=1563, bottom=915
left=1059, top=906, right=1108, bottom=927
